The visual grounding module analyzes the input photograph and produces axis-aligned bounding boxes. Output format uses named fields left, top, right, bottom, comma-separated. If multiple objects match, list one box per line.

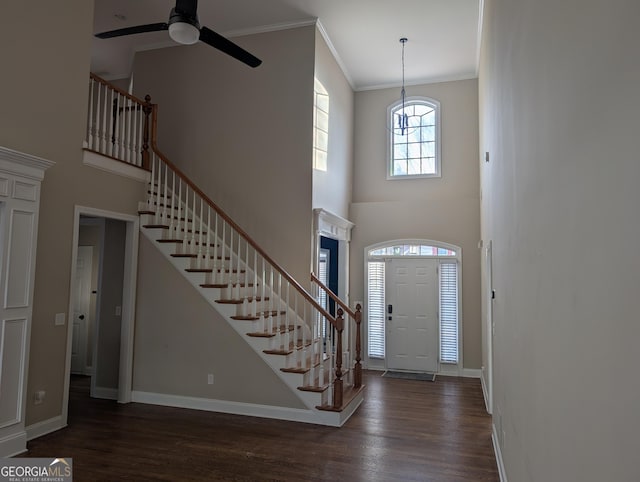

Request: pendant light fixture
left=398, top=37, right=409, bottom=135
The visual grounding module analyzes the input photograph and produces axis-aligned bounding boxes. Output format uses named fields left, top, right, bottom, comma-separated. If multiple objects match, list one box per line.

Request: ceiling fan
left=95, top=0, right=262, bottom=68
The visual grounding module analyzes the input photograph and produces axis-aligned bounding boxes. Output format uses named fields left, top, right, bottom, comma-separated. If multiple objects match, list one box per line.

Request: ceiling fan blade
left=199, top=26, right=262, bottom=68
left=95, top=23, right=169, bottom=39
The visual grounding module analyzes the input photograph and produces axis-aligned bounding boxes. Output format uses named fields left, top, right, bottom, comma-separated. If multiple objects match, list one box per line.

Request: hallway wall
left=479, top=0, right=640, bottom=480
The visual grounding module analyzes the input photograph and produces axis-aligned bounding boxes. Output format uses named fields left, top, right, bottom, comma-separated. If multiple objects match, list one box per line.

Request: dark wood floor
left=25, top=372, right=498, bottom=481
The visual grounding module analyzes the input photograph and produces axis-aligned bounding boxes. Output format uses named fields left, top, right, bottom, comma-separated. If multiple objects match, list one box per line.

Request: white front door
left=71, top=246, right=93, bottom=374
left=385, top=258, right=439, bottom=372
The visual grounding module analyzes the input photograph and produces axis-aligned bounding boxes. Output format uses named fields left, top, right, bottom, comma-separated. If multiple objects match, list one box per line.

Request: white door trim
left=63, top=206, right=139, bottom=425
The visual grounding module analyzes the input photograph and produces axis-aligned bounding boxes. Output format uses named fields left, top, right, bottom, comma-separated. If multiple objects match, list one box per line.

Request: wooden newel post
left=354, top=303, right=362, bottom=388
left=333, top=309, right=344, bottom=409
left=142, top=94, right=152, bottom=170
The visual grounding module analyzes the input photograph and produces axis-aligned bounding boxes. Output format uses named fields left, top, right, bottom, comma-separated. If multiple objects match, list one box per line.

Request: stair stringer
left=139, top=224, right=357, bottom=427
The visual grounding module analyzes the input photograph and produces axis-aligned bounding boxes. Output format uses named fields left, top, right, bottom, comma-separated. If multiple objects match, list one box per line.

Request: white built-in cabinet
left=0, top=146, right=53, bottom=457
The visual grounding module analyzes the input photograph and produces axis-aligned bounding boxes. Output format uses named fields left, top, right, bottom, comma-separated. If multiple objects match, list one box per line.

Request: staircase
left=86, top=73, right=364, bottom=426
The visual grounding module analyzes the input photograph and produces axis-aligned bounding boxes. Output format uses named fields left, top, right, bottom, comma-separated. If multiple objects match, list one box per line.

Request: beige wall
left=132, top=26, right=316, bottom=284
left=0, top=1, right=147, bottom=426
left=350, top=79, right=481, bottom=369
left=133, top=236, right=306, bottom=408
left=312, top=29, right=354, bottom=219
left=479, top=0, right=640, bottom=480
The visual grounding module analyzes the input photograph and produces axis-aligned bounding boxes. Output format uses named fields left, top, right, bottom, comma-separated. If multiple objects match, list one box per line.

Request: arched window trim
left=367, top=238, right=459, bottom=260
left=387, top=96, right=442, bottom=180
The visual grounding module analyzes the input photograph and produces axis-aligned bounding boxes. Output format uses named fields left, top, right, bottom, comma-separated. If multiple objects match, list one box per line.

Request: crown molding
left=0, top=146, right=55, bottom=181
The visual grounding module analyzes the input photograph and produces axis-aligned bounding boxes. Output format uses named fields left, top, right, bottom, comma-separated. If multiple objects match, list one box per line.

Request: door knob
left=79, top=314, right=85, bottom=320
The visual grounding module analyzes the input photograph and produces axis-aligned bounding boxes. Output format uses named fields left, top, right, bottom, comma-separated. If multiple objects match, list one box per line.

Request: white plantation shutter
left=439, top=262, right=458, bottom=364
left=318, top=252, right=328, bottom=339
left=318, top=253, right=328, bottom=311
left=367, top=262, right=386, bottom=358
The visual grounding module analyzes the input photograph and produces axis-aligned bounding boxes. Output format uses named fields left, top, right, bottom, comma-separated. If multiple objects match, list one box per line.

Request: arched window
left=388, top=97, right=441, bottom=179
left=365, top=240, right=460, bottom=371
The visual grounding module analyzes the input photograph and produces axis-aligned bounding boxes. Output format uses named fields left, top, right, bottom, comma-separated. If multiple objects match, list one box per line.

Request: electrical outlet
left=207, top=374, right=214, bottom=385
left=115, top=306, right=122, bottom=316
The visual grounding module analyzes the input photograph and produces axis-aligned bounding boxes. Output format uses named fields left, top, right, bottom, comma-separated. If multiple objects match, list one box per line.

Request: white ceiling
left=92, top=0, right=481, bottom=91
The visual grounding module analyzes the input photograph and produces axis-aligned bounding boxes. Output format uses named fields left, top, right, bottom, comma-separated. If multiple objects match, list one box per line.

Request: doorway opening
left=62, top=206, right=139, bottom=426
left=364, top=239, right=462, bottom=375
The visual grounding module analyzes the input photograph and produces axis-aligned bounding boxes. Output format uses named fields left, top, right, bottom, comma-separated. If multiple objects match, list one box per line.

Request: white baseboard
left=436, top=367, right=482, bottom=378
left=131, top=391, right=324, bottom=425
left=480, top=370, right=491, bottom=413
left=492, top=424, right=508, bottom=482
left=26, top=416, right=66, bottom=441
left=93, top=386, right=118, bottom=400
left=462, top=368, right=482, bottom=378
left=0, top=430, right=27, bottom=458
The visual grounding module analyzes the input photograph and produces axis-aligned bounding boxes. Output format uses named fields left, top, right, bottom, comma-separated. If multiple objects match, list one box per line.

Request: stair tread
left=144, top=224, right=171, bottom=229
left=172, top=254, right=230, bottom=260
left=201, top=282, right=255, bottom=288
left=157, top=239, right=217, bottom=247
left=216, top=296, right=268, bottom=304
left=246, top=325, right=296, bottom=337
left=316, top=384, right=365, bottom=412
left=230, top=311, right=286, bottom=321
left=246, top=332, right=276, bottom=338
left=263, top=348, right=294, bottom=356
left=298, top=384, right=330, bottom=393
left=186, top=268, right=246, bottom=273
left=280, top=367, right=309, bottom=374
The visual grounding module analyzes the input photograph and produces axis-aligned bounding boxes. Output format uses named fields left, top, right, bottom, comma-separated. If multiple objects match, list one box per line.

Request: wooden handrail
left=148, top=102, right=336, bottom=325
left=310, top=272, right=355, bottom=319
left=90, top=73, right=147, bottom=106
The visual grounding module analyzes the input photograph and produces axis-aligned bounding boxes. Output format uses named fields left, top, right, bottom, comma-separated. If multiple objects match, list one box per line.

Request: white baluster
left=181, top=189, right=189, bottom=254
left=87, top=79, right=94, bottom=149
left=95, top=83, right=102, bottom=153
left=116, top=93, right=123, bottom=159
left=101, top=83, right=108, bottom=154
left=148, top=154, right=156, bottom=212
left=253, top=247, right=258, bottom=304
left=197, top=199, right=204, bottom=268
left=205, top=207, right=211, bottom=270
left=294, top=295, right=300, bottom=364
left=260, top=258, right=266, bottom=331
left=162, top=162, right=169, bottom=225
left=190, top=188, right=197, bottom=255
left=130, top=100, right=138, bottom=165
left=213, top=214, right=219, bottom=275
left=125, top=97, right=130, bottom=161
left=219, top=221, right=226, bottom=286
left=107, top=88, right=115, bottom=157
left=176, top=179, right=182, bottom=240
left=168, top=170, right=176, bottom=237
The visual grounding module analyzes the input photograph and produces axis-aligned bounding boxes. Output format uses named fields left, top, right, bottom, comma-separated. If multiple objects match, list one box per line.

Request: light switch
left=54, top=313, right=65, bottom=326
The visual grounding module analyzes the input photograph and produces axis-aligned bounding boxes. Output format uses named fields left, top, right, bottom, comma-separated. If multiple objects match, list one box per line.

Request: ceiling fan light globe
left=169, top=22, right=200, bottom=45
